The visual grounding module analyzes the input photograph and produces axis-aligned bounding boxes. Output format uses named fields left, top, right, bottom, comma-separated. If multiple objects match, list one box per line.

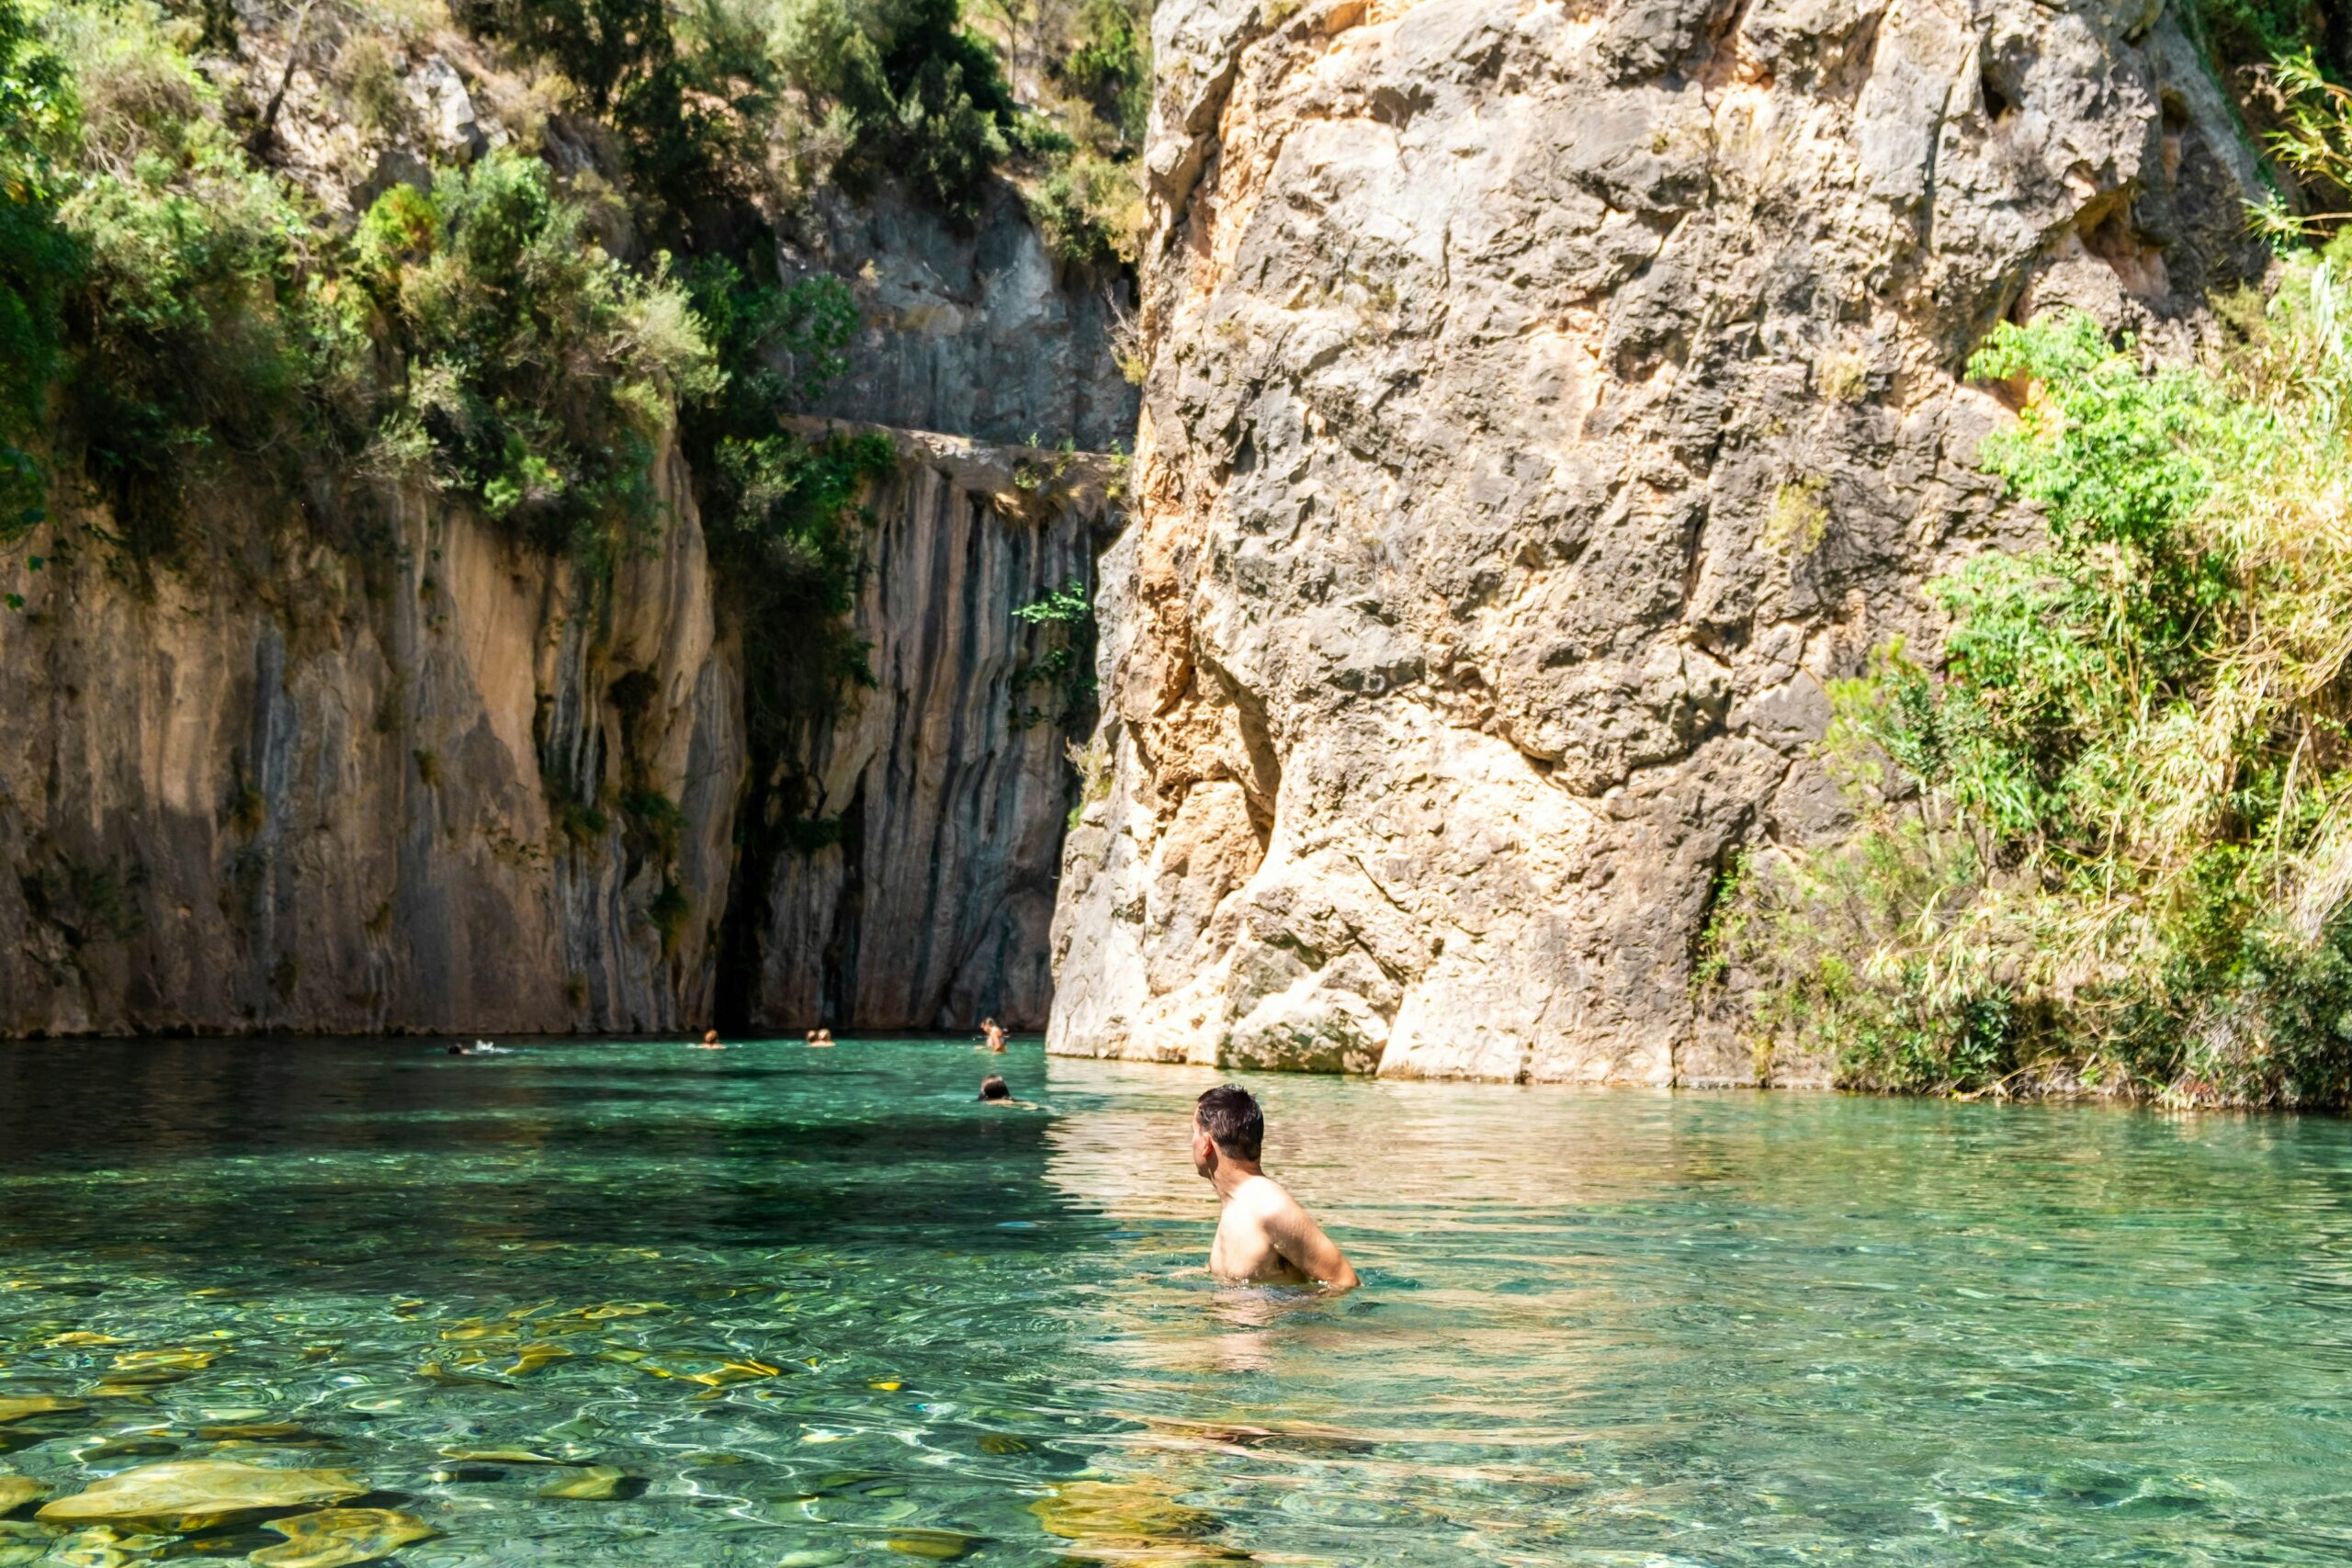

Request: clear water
left=1, top=1038, right=2349, bottom=1564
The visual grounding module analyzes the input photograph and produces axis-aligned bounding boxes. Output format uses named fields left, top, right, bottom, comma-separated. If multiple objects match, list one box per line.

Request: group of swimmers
left=451, top=1021, right=1359, bottom=1291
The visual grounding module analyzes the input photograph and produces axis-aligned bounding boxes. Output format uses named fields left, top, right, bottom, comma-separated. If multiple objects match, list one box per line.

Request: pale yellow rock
left=435, top=1446, right=559, bottom=1464
left=0, top=1397, right=81, bottom=1425
left=1030, top=1480, right=1219, bottom=1545
left=0, top=1476, right=40, bottom=1512
left=35, top=1460, right=366, bottom=1531
left=536, top=1465, right=626, bottom=1500
left=252, top=1508, right=435, bottom=1568
left=883, top=1530, right=979, bottom=1561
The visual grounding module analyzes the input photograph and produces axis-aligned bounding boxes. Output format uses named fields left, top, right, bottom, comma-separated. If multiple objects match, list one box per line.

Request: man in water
left=978, top=1074, right=1035, bottom=1106
left=1191, top=1084, right=1358, bottom=1291
left=695, top=1030, right=725, bottom=1050
left=980, top=1017, right=1006, bottom=1053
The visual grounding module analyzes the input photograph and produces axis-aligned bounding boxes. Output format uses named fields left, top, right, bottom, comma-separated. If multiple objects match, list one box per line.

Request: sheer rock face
left=753, top=425, right=1117, bottom=1032
left=789, top=184, right=1142, bottom=453
left=0, top=446, right=742, bottom=1036
left=0, top=426, right=1108, bottom=1039
left=1046, top=0, right=2265, bottom=1079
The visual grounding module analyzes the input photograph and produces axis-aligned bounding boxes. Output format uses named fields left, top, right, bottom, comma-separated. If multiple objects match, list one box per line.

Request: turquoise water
left=0, top=1038, right=2349, bottom=1563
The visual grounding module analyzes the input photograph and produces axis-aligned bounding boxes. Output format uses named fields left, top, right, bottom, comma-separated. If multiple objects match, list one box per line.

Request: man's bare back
left=1192, top=1085, right=1359, bottom=1292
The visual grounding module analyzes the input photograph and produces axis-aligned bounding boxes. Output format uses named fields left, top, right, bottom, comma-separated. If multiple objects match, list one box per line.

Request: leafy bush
left=454, top=0, right=737, bottom=242
left=1708, top=253, right=2352, bottom=1107
left=774, top=0, right=1018, bottom=223
left=1053, top=0, right=1148, bottom=147
left=47, top=0, right=367, bottom=560
left=1029, top=145, right=1140, bottom=264
left=1011, top=573, right=1094, bottom=728
left=0, top=0, right=74, bottom=539
left=357, top=151, right=718, bottom=560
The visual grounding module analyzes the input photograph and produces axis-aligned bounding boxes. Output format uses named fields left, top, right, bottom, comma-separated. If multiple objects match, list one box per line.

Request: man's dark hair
left=978, top=1075, right=1011, bottom=1101
left=1194, top=1083, right=1262, bottom=1160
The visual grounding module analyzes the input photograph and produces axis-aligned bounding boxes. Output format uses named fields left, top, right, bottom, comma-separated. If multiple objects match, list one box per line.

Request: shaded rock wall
left=0, top=423, right=1114, bottom=1039
left=788, top=184, right=1142, bottom=452
left=0, top=447, right=741, bottom=1036
left=754, top=423, right=1119, bottom=1032
left=1047, top=0, right=2267, bottom=1079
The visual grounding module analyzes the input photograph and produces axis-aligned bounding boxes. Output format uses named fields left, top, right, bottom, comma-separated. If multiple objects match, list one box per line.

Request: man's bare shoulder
left=1232, top=1173, right=1308, bottom=1217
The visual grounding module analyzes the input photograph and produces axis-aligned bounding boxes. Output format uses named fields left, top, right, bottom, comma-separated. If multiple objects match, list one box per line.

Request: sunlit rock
left=1030, top=1479, right=1228, bottom=1553
left=0, top=1398, right=83, bottom=1425
left=35, top=1460, right=367, bottom=1531
left=536, top=1465, right=627, bottom=1500
left=251, top=1507, right=436, bottom=1568
left=882, top=1530, right=981, bottom=1560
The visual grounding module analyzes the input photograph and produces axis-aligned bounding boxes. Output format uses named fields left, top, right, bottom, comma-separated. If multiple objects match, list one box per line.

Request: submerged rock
left=1030, top=1480, right=1224, bottom=1547
left=193, top=1424, right=331, bottom=1445
left=536, top=1465, right=626, bottom=1500
left=251, top=1507, right=435, bottom=1568
left=35, top=1460, right=367, bottom=1531
left=0, top=1476, right=41, bottom=1512
left=0, top=1397, right=82, bottom=1425
left=882, top=1530, right=981, bottom=1561
left=0, top=1519, right=49, bottom=1568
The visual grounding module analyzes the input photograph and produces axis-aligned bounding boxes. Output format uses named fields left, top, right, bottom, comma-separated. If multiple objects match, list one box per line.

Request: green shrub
left=1710, top=255, right=2352, bottom=1107
left=647, top=874, right=689, bottom=951
left=774, top=0, right=1016, bottom=223
left=1029, top=147, right=1139, bottom=265
left=454, top=0, right=741, bottom=242
left=1011, top=573, right=1094, bottom=728
left=360, top=152, right=718, bottom=562
left=0, top=0, right=72, bottom=539
left=620, top=786, right=686, bottom=860
left=1052, top=0, right=1148, bottom=150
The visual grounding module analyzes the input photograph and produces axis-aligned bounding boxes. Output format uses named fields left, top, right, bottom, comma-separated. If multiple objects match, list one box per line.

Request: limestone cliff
left=0, top=426, right=1112, bottom=1037
left=752, top=423, right=1119, bottom=1032
left=0, top=448, right=741, bottom=1035
left=1046, top=0, right=2267, bottom=1079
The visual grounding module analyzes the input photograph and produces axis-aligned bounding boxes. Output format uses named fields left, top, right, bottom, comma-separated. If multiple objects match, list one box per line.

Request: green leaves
left=0, top=0, right=72, bottom=541
left=1716, top=280, right=2352, bottom=1106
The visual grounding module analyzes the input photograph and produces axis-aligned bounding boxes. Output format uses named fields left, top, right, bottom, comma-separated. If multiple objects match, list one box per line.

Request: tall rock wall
left=0, top=423, right=1115, bottom=1040
left=1047, top=0, right=2267, bottom=1079
left=0, top=448, right=741, bottom=1036
left=754, top=423, right=1118, bottom=1032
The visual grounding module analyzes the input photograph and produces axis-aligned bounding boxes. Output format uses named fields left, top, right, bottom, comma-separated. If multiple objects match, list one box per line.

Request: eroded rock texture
left=754, top=424, right=1119, bottom=1032
left=789, top=185, right=1141, bottom=452
left=0, top=428, right=1110, bottom=1038
left=0, top=447, right=741, bottom=1036
left=1047, top=0, right=2265, bottom=1079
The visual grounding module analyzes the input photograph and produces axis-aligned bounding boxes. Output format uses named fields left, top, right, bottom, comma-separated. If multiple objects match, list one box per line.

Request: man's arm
left=1264, top=1192, right=1360, bottom=1291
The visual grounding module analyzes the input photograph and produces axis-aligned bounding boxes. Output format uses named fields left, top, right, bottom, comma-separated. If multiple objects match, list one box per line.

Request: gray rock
left=0, top=443, right=739, bottom=1036
left=785, top=182, right=1141, bottom=452
left=755, top=422, right=1120, bottom=1031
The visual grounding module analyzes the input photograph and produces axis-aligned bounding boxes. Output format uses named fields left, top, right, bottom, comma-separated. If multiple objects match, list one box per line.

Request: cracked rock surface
left=1046, top=0, right=2266, bottom=1081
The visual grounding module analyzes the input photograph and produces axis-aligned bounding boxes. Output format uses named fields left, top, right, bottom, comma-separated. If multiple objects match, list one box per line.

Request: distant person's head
left=1192, top=1083, right=1263, bottom=1176
left=703, top=1030, right=719, bottom=1044
left=982, top=1017, right=997, bottom=1031
left=979, top=1075, right=1012, bottom=1101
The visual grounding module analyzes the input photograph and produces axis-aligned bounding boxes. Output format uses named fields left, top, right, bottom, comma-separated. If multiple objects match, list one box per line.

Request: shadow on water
left=0, top=1038, right=1091, bottom=1278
